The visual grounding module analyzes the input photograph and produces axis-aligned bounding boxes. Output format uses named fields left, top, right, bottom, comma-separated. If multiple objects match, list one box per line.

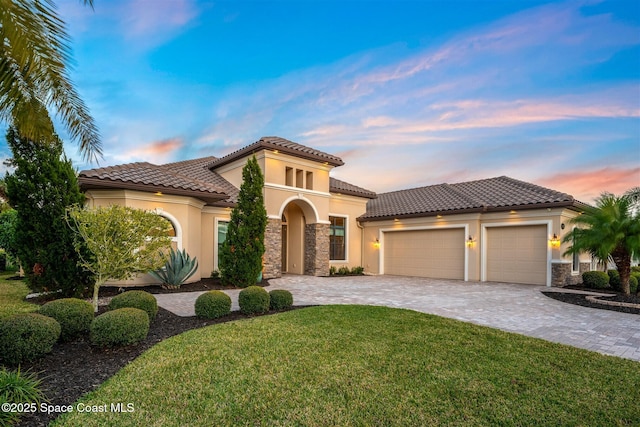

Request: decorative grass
left=0, top=272, right=38, bottom=319
left=54, top=305, right=640, bottom=426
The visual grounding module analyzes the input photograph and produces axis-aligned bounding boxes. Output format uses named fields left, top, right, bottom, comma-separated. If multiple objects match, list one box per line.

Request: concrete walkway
left=155, top=275, right=640, bottom=362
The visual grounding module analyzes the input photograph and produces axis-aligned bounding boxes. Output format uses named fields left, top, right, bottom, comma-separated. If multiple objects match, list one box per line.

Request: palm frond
left=0, top=0, right=101, bottom=161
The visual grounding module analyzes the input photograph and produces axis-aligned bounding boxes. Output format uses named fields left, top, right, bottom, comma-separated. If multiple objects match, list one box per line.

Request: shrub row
left=2, top=287, right=298, bottom=364
left=584, top=270, right=640, bottom=293
left=330, top=266, right=365, bottom=276
left=0, top=291, right=158, bottom=364
left=195, top=287, right=294, bottom=319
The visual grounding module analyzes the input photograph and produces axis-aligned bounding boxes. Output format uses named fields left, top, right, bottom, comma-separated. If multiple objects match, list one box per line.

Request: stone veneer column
left=304, top=223, right=330, bottom=276
left=551, top=261, right=592, bottom=287
left=551, top=261, right=571, bottom=287
left=263, top=218, right=282, bottom=279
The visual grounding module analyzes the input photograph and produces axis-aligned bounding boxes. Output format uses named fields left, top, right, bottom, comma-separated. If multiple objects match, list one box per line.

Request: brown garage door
left=383, top=228, right=465, bottom=279
left=486, top=225, right=547, bottom=285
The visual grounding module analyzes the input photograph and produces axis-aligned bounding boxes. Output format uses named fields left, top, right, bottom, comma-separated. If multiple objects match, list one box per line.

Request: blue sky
left=3, top=0, right=639, bottom=203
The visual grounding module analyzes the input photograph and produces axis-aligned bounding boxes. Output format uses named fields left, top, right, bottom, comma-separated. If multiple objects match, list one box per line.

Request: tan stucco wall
left=202, top=207, right=232, bottom=275
left=84, top=189, right=209, bottom=287
left=329, top=194, right=369, bottom=270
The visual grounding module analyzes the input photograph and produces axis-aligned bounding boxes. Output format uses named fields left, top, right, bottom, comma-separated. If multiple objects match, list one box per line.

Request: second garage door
left=485, top=225, right=548, bottom=285
left=383, top=228, right=465, bottom=279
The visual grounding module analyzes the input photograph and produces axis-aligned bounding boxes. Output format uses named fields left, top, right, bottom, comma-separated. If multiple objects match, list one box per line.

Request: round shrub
left=0, top=313, right=61, bottom=365
left=108, top=290, right=158, bottom=320
left=269, top=289, right=293, bottom=311
left=630, top=274, right=639, bottom=294
left=37, top=298, right=94, bottom=342
left=195, top=291, right=231, bottom=319
left=581, top=271, right=609, bottom=289
left=607, top=270, right=621, bottom=291
left=90, top=308, right=149, bottom=347
left=239, top=286, right=270, bottom=315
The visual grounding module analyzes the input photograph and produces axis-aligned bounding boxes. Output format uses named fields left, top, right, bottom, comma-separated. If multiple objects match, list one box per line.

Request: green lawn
left=55, top=305, right=639, bottom=427
left=0, top=271, right=37, bottom=319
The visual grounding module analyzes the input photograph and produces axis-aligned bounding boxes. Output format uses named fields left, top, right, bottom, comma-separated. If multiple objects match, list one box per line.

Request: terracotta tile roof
left=79, top=159, right=233, bottom=205
left=207, top=136, right=345, bottom=169
left=161, top=157, right=239, bottom=205
left=359, top=176, right=585, bottom=221
left=330, top=177, right=377, bottom=199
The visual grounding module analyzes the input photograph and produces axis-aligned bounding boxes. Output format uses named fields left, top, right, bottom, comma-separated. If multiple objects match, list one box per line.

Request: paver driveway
left=155, top=275, right=640, bottom=362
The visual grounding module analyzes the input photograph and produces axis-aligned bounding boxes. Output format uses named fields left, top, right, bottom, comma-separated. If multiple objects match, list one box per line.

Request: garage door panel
left=384, top=228, right=465, bottom=280
left=486, top=225, right=547, bottom=285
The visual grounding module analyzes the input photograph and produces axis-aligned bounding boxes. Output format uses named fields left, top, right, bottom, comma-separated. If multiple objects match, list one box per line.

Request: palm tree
left=564, top=188, right=640, bottom=295
left=0, top=0, right=101, bottom=162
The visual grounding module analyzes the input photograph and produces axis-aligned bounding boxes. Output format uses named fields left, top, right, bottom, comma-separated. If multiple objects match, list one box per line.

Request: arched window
left=155, top=209, right=182, bottom=251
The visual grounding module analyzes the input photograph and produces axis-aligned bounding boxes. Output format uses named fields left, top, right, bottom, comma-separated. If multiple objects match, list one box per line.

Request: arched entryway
left=263, top=196, right=329, bottom=279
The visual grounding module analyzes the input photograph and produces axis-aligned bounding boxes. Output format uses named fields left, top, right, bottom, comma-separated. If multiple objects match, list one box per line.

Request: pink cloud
left=538, top=167, right=640, bottom=203
left=119, top=138, right=183, bottom=164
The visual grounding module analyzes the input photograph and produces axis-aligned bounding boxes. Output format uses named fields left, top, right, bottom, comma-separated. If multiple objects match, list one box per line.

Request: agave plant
left=149, top=248, right=199, bottom=289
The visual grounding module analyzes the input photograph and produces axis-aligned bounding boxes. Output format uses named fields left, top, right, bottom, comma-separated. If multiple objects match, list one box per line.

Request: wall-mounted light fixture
left=549, top=233, right=561, bottom=248
left=373, top=238, right=380, bottom=249
left=466, top=235, right=476, bottom=248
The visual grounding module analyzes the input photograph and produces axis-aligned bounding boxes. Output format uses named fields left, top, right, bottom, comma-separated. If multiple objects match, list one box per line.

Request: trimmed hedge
left=38, top=298, right=94, bottom=342
left=0, top=313, right=61, bottom=365
left=582, top=271, right=609, bottom=289
left=239, top=286, right=270, bottom=315
left=90, top=308, right=150, bottom=347
left=195, top=291, right=232, bottom=319
left=269, top=290, right=293, bottom=311
left=108, top=290, right=158, bottom=320
left=630, top=274, right=639, bottom=294
left=607, top=270, right=621, bottom=292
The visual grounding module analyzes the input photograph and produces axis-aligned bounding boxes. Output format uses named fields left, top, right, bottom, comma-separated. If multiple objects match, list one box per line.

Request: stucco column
left=304, top=223, right=330, bottom=276
left=263, top=218, right=282, bottom=279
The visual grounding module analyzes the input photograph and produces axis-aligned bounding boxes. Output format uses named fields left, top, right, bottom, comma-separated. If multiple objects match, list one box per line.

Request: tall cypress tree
left=219, top=155, right=267, bottom=288
left=5, top=127, right=92, bottom=296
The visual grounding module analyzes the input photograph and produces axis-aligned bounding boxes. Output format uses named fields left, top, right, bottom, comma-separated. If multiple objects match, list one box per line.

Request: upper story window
left=329, top=216, right=346, bottom=261
left=284, top=166, right=313, bottom=190
left=285, top=167, right=293, bottom=186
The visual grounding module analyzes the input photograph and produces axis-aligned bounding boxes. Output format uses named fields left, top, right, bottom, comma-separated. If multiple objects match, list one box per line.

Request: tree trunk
left=92, top=277, right=106, bottom=313
left=612, top=247, right=632, bottom=295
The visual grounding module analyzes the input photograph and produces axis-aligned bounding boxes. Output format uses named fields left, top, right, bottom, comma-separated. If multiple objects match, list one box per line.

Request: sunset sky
left=2, top=0, right=639, bottom=203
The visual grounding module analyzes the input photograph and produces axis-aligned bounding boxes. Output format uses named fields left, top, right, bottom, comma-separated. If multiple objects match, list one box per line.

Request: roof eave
left=79, top=177, right=229, bottom=205
left=483, top=200, right=586, bottom=213
left=330, top=189, right=377, bottom=199
left=207, top=141, right=344, bottom=170
left=358, top=206, right=485, bottom=222
left=357, top=199, right=591, bottom=222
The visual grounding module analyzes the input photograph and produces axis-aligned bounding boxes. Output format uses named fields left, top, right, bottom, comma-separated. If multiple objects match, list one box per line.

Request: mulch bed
left=13, top=279, right=304, bottom=427
left=12, top=278, right=639, bottom=426
left=542, top=288, right=640, bottom=315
